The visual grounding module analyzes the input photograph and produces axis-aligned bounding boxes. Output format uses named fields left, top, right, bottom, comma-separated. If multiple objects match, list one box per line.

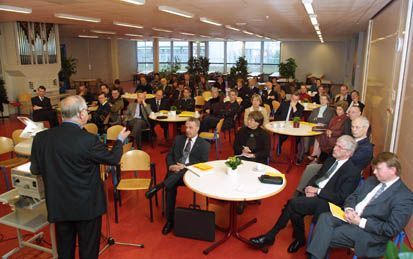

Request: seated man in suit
left=334, top=85, right=351, bottom=105
left=148, top=89, right=170, bottom=139
left=158, top=78, right=173, bottom=99
left=135, top=75, right=152, bottom=94
left=90, top=93, right=111, bottom=133
left=123, top=91, right=152, bottom=149
left=108, top=88, right=124, bottom=125
left=346, top=90, right=365, bottom=113
left=145, top=118, right=210, bottom=235
left=203, top=87, right=220, bottom=116
left=176, top=87, right=195, bottom=111
left=31, top=85, right=59, bottom=127
left=307, top=152, right=413, bottom=259
left=250, top=135, right=360, bottom=253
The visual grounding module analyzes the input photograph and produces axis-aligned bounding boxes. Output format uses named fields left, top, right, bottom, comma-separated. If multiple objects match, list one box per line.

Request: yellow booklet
left=193, top=163, right=213, bottom=171
left=179, top=111, right=195, bottom=117
left=265, top=171, right=285, bottom=180
left=329, top=202, right=346, bottom=221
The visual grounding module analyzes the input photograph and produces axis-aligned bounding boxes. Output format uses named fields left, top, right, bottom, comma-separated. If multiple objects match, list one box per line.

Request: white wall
left=117, top=40, right=137, bottom=81
left=281, top=41, right=347, bottom=84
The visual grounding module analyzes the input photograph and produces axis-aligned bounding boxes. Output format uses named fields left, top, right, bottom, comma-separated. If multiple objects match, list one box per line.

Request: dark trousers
left=33, top=110, right=59, bottom=127
left=266, top=195, right=330, bottom=242
left=127, top=118, right=148, bottom=147
left=164, top=170, right=186, bottom=222
left=199, top=115, right=220, bottom=133
left=55, top=216, right=102, bottom=259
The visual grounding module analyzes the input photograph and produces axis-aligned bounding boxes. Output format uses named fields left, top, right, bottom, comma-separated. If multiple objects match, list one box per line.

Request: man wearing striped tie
left=307, top=152, right=413, bottom=259
left=250, top=135, right=361, bottom=253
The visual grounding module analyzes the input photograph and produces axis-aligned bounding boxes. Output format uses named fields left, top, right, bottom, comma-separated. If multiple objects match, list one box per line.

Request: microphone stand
left=99, top=165, right=144, bottom=255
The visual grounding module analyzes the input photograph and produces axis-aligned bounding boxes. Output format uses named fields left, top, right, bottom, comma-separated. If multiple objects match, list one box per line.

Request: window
left=192, top=41, right=206, bottom=58
left=208, top=41, right=225, bottom=73
left=226, top=41, right=243, bottom=71
left=137, top=41, right=153, bottom=72
left=159, top=41, right=172, bottom=71
left=245, top=41, right=262, bottom=73
left=173, top=41, right=189, bottom=70
left=263, top=41, right=281, bottom=73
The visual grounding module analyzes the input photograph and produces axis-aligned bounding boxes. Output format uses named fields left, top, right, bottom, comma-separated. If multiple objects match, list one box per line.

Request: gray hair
left=337, top=135, right=358, bottom=155
left=61, top=95, right=87, bottom=119
left=353, top=116, right=370, bottom=129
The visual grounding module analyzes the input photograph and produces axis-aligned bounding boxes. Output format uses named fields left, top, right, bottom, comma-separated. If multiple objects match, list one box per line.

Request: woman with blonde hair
left=244, top=94, right=270, bottom=126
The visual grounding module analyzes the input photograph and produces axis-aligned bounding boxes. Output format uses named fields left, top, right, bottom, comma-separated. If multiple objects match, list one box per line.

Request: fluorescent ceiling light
left=152, top=27, right=172, bottom=33
left=301, top=0, right=314, bottom=15
left=125, top=33, right=142, bottom=37
left=180, top=32, right=195, bottom=36
left=314, top=24, right=320, bottom=30
left=91, top=30, right=116, bottom=34
left=242, top=30, right=254, bottom=35
left=158, top=5, right=194, bottom=18
left=225, top=25, right=240, bottom=31
left=199, top=35, right=211, bottom=38
left=264, top=37, right=271, bottom=40
left=171, top=38, right=181, bottom=41
left=120, top=0, right=145, bottom=5
left=0, top=4, right=32, bottom=14
left=309, top=14, right=318, bottom=25
left=130, top=38, right=143, bottom=41
left=117, top=38, right=125, bottom=40
left=215, top=37, right=225, bottom=40
left=113, top=21, right=143, bottom=29
left=200, top=17, right=222, bottom=26
left=255, top=34, right=263, bottom=38
left=79, top=35, right=99, bottom=38
left=55, top=13, right=101, bottom=23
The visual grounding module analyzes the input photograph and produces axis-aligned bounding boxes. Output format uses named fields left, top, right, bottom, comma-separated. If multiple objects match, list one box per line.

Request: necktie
left=369, top=183, right=386, bottom=203
left=156, top=100, right=160, bottom=111
left=315, top=160, right=339, bottom=187
left=286, top=105, right=292, bottom=121
left=181, top=138, right=192, bottom=164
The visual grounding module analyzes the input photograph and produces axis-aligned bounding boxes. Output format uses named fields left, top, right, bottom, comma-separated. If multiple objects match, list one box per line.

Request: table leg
left=273, top=134, right=296, bottom=172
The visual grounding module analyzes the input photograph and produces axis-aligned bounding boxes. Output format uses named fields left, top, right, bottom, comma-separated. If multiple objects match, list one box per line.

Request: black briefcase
left=174, top=207, right=215, bottom=242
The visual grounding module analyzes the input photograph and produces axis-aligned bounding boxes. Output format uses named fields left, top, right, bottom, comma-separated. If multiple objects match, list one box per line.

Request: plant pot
left=169, top=111, right=176, bottom=117
left=293, top=121, right=300, bottom=128
left=226, top=167, right=237, bottom=176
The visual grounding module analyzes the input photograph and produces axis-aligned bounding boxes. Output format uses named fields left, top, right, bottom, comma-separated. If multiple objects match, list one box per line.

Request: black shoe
left=236, top=201, right=246, bottom=215
left=162, top=221, right=173, bottom=235
left=145, top=184, right=163, bottom=199
left=249, top=234, right=275, bottom=248
left=295, top=158, right=303, bottom=165
left=287, top=239, right=306, bottom=253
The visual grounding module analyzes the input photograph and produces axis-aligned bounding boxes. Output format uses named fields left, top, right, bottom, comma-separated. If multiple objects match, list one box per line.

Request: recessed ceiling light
left=91, top=30, right=116, bottom=34
left=199, top=35, right=211, bottom=38
left=55, top=13, right=101, bottom=23
left=255, top=34, right=263, bottom=38
left=236, top=22, right=247, bottom=26
left=125, top=33, right=142, bottom=37
left=113, top=21, right=143, bottom=29
left=242, top=30, right=254, bottom=35
left=158, top=5, right=194, bottom=18
left=302, top=0, right=314, bottom=15
left=225, top=25, right=240, bottom=31
left=200, top=17, right=222, bottom=26
left=0, top=4, right=32, bottom=14
left=309, top=14, right=318, bottom=25
left=78, top=35, right=99, bottom=38
left=180, top=32, right=195, bottom=36
left=120, top=0, right=145, bottom=6
left=152, top=27, right=172, bottom=33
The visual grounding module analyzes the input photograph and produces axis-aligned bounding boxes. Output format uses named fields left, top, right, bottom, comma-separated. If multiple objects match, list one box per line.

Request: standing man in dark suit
left=250, top=135, right=360, bottom=253
left=30, top=95, right=130, bottom=259
left=307, top=152, right=413, bottom=259
left=31, top=85, right=59, bottom=127
left=148, top=89, right=170, bottom=139
left=145, top=118, right=210, bottom=235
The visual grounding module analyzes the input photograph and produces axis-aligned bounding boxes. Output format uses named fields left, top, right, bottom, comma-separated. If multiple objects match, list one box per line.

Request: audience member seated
left=250, top=135, right=360, bottom=253
left=148, top=89, right=170, bottom=139
left=309, top=78, right=321, bottom=93
left=31, top=86, right=59, bottom=128
left=145, top=118, right=210, bottom=235
left=183, top=73, right=195, bottom=96
left=200, top=89, right=240, bottom=133
left=176, top=87, right=195, bottom=112
left=299, top=85, right=312, bottom=102
left=77, top=84, right=95, bottom=105
left=214, top=75, right=225, bottom=93
left=311, top=85, right=326, bottom=104
left=248, top=77, right=260, bottom=95
left=196, top=75, right=209, bottom=95
left=235, top=78, right=253, bottom=111
left=123, top=92, right=152, bottom=148
left=234, top=111, right=270, bottom=165
left=171, top=80, right=185, bottom=102
left=150, top=73, right=161, bottom=90
left=135, top=75, right=152, bottom=94
left=309, top=101, right=349, bottom=163
left=112, top=79, right=124, bottom=95
left=307, top=152, right=413, bottom=259
left=346, top=90, right=365, bottom=113
left=158, top=78, right=172, bottom=99
left=100, top=84, right=111, bottom=98
left=90, top=93, right=111, bottom=133
left=243, top=94, right=270, bottom=126
left=296, top=94, right=335, bottom=163
left=265, top=81, right=280, bottom=106
left=334, top=85, right=351, bottom=104
left=108, top=88, right=124, bottom=125
left=203, top=87, right=221, bottom=115
left=343, top=105, right=363, bottom=136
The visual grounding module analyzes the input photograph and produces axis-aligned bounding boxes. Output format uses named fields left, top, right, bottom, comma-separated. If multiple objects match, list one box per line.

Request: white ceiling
left=0, top=0, right=392, bottom=41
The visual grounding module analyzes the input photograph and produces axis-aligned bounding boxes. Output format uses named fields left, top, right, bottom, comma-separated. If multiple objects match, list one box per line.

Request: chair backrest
left=18, top=92, right=33, bottom=115
left=11, top=129, right=28, bottom=145
left=120, top=150, right=150, bottom=171
left=106, top=125, right=124, bottom=141
left=202, top=91, right=212, bottom=101
left=195, top=96, right=205, bottom=106
left=122, top=142, right=133, bottom=154
left=272, top=100, right=281, bottom=111
left=215, top=118, right=225, bottom=134
left=264, top=104, right=271, bottom=115
left=84, top=123, right=98, bottom=135
left=0, top=137, right=14, bottom=155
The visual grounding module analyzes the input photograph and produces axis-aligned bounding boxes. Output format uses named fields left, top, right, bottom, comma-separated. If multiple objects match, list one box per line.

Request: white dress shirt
left=183, top=135, right=198, bottom=164
left=317, top=105, right=327, bottom=118
left=317, top=159, right=349, bottom=192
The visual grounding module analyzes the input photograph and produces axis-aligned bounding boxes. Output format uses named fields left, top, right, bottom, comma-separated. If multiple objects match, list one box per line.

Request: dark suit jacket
left=149, top=98, right=170, bottom=112
left=166, top=135, right=210, bottom=167
left=308, top=157, right=360, bottom=206
left=233, top=127, right=270, bottom=164
left=176, top=98, right=195, bottom=111
left=275, top=100, right=304, bottom=121
left=31, top=96, right=53, bottom=110
left=158, top=85, right=173, bottom=99
left=135, top=83, right=153, bottom=94
left=30, top=122, right=124, bottom=222
left=343, top=176, right=413, bottom=257
left=307, top=106, right=335, bottom=126
left=351, top=137, right=374, bottom=171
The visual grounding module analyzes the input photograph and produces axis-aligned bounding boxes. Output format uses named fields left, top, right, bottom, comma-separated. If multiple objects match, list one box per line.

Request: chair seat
left=199, top=132, right=219, bottom=140
left=0, top=157, right=29, bottom=168
left=117, top=178, right=151, bottom=190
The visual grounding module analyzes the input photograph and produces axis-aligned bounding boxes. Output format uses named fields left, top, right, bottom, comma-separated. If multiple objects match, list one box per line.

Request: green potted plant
left=59, top=57, right=78, bottom=91
left=293, top=116, right=301, bottom=128
left=186, top=56, right=210, bottom=84
left=169, top=105, right=177, bottom=117
left=385, top=239, right=412, bottom=258
left=225, top=156, right=242, bottom=175
left=0, top=78, right=9, bottom=117
left=229, top=56, right=248, bottom=86
left=279, top=58, right=297, bottom=79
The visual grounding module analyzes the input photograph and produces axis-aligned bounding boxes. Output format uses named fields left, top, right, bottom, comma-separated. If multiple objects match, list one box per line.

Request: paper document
left=329, top=202, right=346, bottom=221
left=17, top=116, right=46, bottom=138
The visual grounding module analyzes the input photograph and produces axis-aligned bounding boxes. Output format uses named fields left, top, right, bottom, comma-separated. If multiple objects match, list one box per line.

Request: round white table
left=14, top=138, right=33, bottom=156
left=121, top=93, right=154, bottom=100
left=184, top=160, right=286, bottom=254
left=264, top=121, right=322, bottom=172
